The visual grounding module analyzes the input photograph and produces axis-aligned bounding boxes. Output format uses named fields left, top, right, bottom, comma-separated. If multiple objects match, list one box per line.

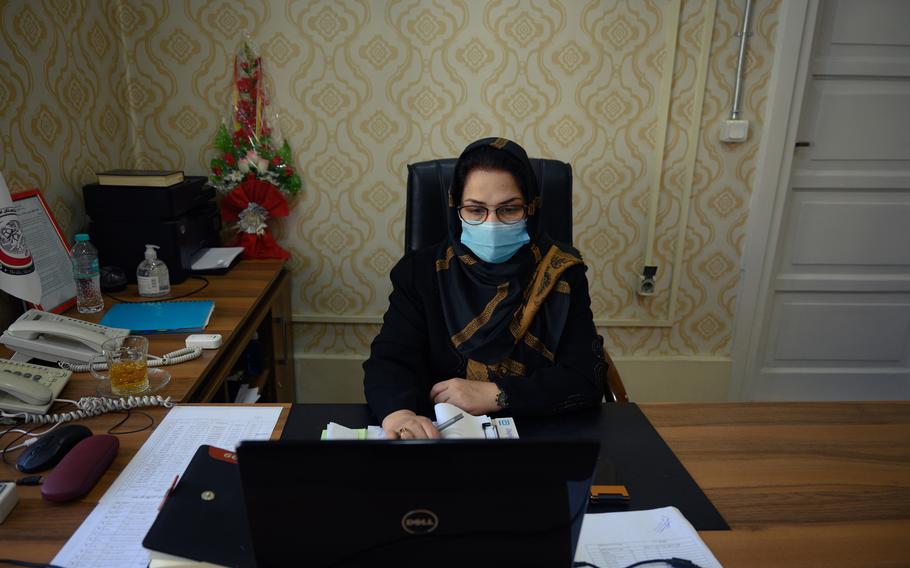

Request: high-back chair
left=404, top=157, right=628, bottom=403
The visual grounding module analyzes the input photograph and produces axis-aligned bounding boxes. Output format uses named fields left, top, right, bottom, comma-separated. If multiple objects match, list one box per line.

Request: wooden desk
left=645, top=402, right=910, bottom=567
left=0, top=404, right=291, bottom=562
left=1, top=402, right=907, bottom=566
left=2, top=259, right=295, bottom=403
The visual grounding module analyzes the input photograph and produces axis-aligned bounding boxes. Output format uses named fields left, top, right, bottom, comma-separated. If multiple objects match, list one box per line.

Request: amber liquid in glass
left=109, top=359, right=149, bottom=395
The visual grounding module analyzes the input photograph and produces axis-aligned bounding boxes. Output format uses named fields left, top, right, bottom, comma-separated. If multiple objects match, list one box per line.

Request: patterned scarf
left=436, top=138, right=582, bottom=381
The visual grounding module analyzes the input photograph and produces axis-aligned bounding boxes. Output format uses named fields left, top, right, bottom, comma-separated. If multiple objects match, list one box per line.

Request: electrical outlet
left=638, top=266, right=658, bottom=296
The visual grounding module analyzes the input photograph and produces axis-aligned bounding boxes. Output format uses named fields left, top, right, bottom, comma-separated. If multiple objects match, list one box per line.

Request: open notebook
left=322, top=402, right=519, bottom=440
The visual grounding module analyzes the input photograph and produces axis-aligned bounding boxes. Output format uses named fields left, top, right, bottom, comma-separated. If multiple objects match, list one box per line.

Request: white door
left=749, top=0, right=910, bottom=400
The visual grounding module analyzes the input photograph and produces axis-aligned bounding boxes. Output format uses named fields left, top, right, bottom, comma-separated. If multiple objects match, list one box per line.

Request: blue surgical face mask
left=460, top=219, right=530, bottom=263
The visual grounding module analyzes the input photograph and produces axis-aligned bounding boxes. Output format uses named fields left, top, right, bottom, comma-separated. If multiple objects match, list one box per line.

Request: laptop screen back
left=237, top=439, right=600, bottom=568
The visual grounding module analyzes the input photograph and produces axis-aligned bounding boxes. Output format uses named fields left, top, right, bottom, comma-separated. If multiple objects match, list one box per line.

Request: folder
left=143, top=445, right=253, bottom=568
left=101, top=300, right=214, bottom=333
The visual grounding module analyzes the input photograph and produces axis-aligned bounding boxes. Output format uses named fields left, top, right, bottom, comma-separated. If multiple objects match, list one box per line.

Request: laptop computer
left=236, top=438, right=600, bottom=568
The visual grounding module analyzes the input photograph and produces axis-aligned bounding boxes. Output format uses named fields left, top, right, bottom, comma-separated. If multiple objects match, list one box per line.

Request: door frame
left=728, top=0, right=820, bottom=400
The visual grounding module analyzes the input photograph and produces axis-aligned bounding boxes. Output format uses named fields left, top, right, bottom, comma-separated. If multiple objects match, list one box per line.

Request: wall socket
left=638, top=265, right=658, bottom=296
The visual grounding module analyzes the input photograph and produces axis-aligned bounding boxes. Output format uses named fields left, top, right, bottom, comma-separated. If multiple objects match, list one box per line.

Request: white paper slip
left=433, top=402, right=519, bottom=439
left=189, top=246, right=244, bottom=270
left=574, top=506, right=723, bottom=568
left=52, top=405, right=282, bottom=568
left=321, top=404, right=518, bottom=440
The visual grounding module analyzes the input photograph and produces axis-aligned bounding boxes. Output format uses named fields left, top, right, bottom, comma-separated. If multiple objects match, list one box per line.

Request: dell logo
left=401, top=509, right=439, bottom=534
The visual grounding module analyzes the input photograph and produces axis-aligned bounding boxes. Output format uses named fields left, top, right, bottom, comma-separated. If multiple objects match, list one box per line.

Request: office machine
left=82, top=176, right=221, bottom=284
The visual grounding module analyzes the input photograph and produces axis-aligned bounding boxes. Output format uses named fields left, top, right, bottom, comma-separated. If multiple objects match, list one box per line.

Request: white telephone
left=0, top=358, right=71, bottom=414
left=0, top=310, right=130, bottom=364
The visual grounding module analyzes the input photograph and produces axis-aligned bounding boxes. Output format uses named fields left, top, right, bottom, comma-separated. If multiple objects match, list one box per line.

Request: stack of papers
left=321, top=403, right=519, bottom=440
left=50, top=406, right=282, bottom=568
left=574, top=506, right=723, bottom=568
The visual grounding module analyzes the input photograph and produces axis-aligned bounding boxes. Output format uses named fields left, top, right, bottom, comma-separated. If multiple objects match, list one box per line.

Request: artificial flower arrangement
left=208, top=40, right=300, bottom=259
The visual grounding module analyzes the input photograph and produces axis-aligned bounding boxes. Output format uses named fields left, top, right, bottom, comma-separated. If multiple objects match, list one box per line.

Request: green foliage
left=213, top=123, right=233, bottom=154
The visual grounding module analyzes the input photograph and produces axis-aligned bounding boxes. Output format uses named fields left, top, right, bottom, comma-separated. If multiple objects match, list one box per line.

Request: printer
left=82, top=176, right=221, bottom=284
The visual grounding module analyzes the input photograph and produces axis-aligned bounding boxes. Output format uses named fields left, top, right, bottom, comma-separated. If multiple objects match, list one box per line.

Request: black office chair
left=404, top=157, right=629, bottom=403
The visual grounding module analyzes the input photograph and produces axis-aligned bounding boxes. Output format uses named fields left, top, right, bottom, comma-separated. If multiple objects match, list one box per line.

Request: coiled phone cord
left=58, top=347, right=203, bottom=373
left=1, top=395, right=174, bottom=425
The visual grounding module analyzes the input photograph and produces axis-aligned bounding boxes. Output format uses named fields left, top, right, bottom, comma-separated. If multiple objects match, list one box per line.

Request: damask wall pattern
left=0, top=0, right=780, bottom=361
left=0, top=1, right=130, bottom=235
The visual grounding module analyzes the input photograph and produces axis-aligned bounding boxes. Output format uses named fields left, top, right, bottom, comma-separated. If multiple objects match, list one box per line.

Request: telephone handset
left=0, top=310, right=130, bottom=364
left=0, top=370, right=53, bottom=405
left=7, top=319, right=111, bottom=351
left=0, top=358, right=71, bottom=414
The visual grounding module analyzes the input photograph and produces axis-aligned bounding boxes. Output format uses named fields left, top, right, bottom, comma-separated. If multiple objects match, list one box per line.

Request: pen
left=434, top=413, right=464, bottom=432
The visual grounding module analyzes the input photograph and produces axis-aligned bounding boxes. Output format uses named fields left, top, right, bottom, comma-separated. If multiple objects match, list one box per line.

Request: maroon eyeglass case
left=42, top=435, right=119, bottom=502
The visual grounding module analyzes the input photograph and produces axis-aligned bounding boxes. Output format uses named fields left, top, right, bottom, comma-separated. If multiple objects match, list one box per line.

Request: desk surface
left=0, top=404, right=291, bottom=562
left=1, top=401, right=908, bottom=567
left=1, top=259, right=287, bottom=402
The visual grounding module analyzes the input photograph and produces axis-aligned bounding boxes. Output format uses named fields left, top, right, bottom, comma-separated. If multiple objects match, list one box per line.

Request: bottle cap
left=144, top=244, right=160, bottom=260
left=75, top=233, right=89, bottom=242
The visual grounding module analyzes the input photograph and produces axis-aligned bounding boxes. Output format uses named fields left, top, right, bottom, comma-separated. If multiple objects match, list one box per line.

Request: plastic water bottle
left=71, top=233, right=104, bottom=313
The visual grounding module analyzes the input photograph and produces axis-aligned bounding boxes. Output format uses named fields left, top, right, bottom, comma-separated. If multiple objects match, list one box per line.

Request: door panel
left=768, top=294, right=910, bottom=365
left=810, top=83, right=910, bottom=162
left=785, top=197, right=910, bottom=269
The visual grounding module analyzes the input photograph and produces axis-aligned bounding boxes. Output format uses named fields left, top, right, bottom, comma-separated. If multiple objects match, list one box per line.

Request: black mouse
left=17, top=424, right=93, bottom=473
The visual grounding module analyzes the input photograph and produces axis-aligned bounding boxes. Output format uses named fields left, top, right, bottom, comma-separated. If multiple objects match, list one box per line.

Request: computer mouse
left=16, top=424, right=93, bottom=473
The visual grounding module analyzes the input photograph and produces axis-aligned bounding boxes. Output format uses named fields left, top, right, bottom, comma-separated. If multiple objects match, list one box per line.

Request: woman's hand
left=381, top=409, right=440, bottom=439
left=430, top=379, right=500, bottom=415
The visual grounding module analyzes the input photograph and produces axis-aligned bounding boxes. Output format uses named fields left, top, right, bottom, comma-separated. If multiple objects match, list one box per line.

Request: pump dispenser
left=137, top=244, right=171, bottom=297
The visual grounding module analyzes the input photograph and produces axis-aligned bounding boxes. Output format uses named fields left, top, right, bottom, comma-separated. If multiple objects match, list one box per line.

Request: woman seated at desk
left=364, top=137, right=606, bottom=439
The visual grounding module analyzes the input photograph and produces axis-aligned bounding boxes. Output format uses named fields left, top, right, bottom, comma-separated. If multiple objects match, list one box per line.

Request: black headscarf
left=436, top=138, right=583, bottom=380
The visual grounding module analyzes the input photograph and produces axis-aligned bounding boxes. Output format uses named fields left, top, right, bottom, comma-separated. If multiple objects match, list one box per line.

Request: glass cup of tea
left=90, top=336, right=150, bottom=396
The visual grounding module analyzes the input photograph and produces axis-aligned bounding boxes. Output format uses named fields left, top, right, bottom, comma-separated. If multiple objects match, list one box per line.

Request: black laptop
left=236, top=439, right=600, bottom=568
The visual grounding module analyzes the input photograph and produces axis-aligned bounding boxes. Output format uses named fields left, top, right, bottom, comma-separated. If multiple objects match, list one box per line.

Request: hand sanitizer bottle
left=137, top=244, right=171, bottom=298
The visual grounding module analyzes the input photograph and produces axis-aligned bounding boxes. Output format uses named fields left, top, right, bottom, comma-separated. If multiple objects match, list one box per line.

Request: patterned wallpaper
left=0, top=0, right=780, bottom=359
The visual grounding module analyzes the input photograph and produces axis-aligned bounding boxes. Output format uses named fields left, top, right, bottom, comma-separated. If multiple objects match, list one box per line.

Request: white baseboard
left=611, top=356, right=732, bottom=402
left=294, top=354, right=732, bottom=403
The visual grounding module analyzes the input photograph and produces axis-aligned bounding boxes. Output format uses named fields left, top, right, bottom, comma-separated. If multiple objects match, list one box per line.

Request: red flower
left=213, top=166, right=222, bottom=176
left=284, top=167, right=294, bottom=176
left=237, top=78, right=253, bottom=93
left=237, top=100, right=255, bottom=126
left=271, top=155, right=282, bottom=166
left=224, top=153, right=236, bottom=166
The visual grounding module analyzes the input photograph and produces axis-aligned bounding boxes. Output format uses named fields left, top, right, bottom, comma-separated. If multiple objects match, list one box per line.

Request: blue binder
left=101, top=300, right=214, bottom=334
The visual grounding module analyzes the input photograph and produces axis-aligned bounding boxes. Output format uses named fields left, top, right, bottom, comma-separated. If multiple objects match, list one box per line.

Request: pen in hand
left=433, top=413, right=464, bottom=432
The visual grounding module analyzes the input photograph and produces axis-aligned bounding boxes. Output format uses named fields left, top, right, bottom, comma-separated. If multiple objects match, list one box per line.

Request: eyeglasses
left=457, top=204, right=528, bottom=225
